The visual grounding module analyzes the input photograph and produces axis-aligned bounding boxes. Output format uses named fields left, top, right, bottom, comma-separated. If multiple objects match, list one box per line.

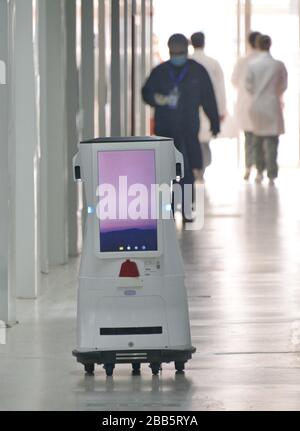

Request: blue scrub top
left=142, top=59, right=220, bottom=170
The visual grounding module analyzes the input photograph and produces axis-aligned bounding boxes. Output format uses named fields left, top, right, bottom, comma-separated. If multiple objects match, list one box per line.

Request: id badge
left=169, top=86, right=180, bottom=109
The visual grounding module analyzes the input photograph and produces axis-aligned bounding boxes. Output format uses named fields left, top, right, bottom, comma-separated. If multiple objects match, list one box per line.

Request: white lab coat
left=192, top=49, right=226, bottom=143
left=245, top=52, right=288, bottom=137
left=232, top=49, right=260, bottom=132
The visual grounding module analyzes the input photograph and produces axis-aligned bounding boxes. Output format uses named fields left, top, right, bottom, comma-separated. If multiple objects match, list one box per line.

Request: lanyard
left=168, top=63, right=189, bottom=87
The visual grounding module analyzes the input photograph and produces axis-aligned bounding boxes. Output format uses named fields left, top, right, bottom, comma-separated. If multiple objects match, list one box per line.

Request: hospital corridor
left=1, top=0, right=300, bottom=414
left=1, top=169, right=300, bottom=411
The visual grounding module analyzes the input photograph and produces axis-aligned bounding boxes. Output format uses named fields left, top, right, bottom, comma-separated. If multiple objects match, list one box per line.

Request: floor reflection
left=75, top=369, right=194, bottom=411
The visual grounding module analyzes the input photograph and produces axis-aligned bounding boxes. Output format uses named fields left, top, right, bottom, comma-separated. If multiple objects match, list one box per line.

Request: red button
left=119, top=260, right=140, bottom=278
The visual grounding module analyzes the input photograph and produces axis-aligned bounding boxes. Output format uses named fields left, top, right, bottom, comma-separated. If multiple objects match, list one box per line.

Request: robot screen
left=97, top=150, right=158, bottom=253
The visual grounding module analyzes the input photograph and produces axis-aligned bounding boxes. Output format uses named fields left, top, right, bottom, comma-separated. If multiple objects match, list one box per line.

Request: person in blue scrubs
left=142, top=34, right=220, bottom=220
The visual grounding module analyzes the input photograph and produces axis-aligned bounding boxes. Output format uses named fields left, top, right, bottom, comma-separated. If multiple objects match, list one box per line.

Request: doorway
left=152, top=0, right=300, bottom=171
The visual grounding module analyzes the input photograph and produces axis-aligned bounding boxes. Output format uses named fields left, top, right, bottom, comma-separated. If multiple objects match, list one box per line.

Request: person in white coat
left=245, top=35, right=288, bottom=185
left=191, top=32, right=227, bottom=181
left=232, top=31, right=261, bottom=180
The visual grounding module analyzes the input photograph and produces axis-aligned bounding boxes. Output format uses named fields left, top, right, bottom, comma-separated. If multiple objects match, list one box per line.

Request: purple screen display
left=98, top=150, right=158, bottom=253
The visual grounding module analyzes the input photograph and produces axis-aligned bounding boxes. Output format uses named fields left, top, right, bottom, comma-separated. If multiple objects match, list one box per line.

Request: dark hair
left=258, top=35, right=272, bottom=51
left=191, top=32, right=205, bottom=49
left=168, top=33, right=188, bottom=55
left=248, top=31, right=261, bottom=49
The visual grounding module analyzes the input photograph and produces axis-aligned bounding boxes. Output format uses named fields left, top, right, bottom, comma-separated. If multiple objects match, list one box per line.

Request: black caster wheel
left=104, top=363, right=115, bottom=377
left=132, top=363, right=141, bottom=376
left=84, top=363, right=95, bottom=375
left=150, top=363, right=161, bottom=376
left=175, top=361, right=185, bottom=374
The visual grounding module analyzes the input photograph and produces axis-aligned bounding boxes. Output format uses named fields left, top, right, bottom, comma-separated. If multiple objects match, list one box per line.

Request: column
left=0, top=0, right=17, bottom=323
left=38, top=0, right=68, bottom=267
left=98, top=0, right=107, bottom=136
left=98, top=0, right=112, bottom=137
left=298, top=0, right=300, bottom=165
left=14, top=0, right=39, bottom=298
left=124, top=0, right=132, bottom=136
left=132, top=0, right=141, bottom=136
left=0, top=0, right=11, bottom=321
left=80, top=0, right=95, bottom=140
left=111, top=0, right=126, bottom=135
left=66, top=0, right=80, bottom=257
left=245, top=0, right=252, bottom=44
left=140, top=0, right=152, bottom=135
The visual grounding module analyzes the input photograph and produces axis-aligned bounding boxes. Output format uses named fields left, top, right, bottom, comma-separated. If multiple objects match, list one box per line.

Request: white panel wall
left=98, top=0, right=112, bottom=137
left=0, top=0, right=18, bottom=323
left=38, top=0, right=68, bottom=267
left=80, top=0, right=95, bottom=140
left=0, top=0, right=12, bottom=322
left=140, top=0, right=152, bottom=135
left=110, top=0, right=153, bottom=136
left=98, top=0, right=107, bottom=136
left=14, top=0, right=39, bottom=298
left=66, top=0, right=80, bottom=257
left=111, top=0, right=126, bottom=135
left=0, top=0, right=154, bottom=319
left=124, top=0, right=133, bottom=135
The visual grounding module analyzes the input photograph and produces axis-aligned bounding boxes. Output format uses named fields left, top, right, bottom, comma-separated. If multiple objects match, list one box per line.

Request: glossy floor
left=1, top=169, right=300, bottom=411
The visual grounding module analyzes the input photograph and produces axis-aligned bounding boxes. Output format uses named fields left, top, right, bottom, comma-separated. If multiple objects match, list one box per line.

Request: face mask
left=170, top=55, right=187, bottom=67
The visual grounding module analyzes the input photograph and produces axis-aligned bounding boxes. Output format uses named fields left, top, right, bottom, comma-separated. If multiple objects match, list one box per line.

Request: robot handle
left=73, top=152, right=81, bottom=182
left=174, top=148, right=184, bottom=182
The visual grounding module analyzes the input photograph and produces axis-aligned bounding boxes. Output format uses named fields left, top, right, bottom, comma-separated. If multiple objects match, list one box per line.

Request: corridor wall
left=0, top=0, right=153, bottom=322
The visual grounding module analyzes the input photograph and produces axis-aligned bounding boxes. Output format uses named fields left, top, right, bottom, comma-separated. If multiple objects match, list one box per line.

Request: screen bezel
left=92, top=143, right=163, bottom=259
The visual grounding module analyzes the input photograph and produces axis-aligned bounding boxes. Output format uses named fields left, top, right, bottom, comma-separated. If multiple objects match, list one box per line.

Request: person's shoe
left=244, top=168, right=251, bottom=181
left=255, top=173, right=264, bottom=184
left=193, top=169, right=205, bottom=184
left=182, top=217, right=195, bottom=224
left=182, top=212, right=195, bottom=224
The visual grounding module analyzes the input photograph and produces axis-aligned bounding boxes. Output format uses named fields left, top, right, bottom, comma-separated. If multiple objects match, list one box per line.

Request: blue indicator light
left=124, top=290, right=137, bottom=296
left=87, top=206, right=94, bottom=215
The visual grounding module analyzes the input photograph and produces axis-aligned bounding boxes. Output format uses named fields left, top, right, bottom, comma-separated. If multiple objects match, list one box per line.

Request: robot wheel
left=84, top=363, right=95, bottom=375
left=104, top=363, right=115, bottom=377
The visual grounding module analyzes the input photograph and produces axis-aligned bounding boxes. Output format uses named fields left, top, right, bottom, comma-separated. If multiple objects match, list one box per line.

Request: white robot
left=72, top=136, right=195, bottom=376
